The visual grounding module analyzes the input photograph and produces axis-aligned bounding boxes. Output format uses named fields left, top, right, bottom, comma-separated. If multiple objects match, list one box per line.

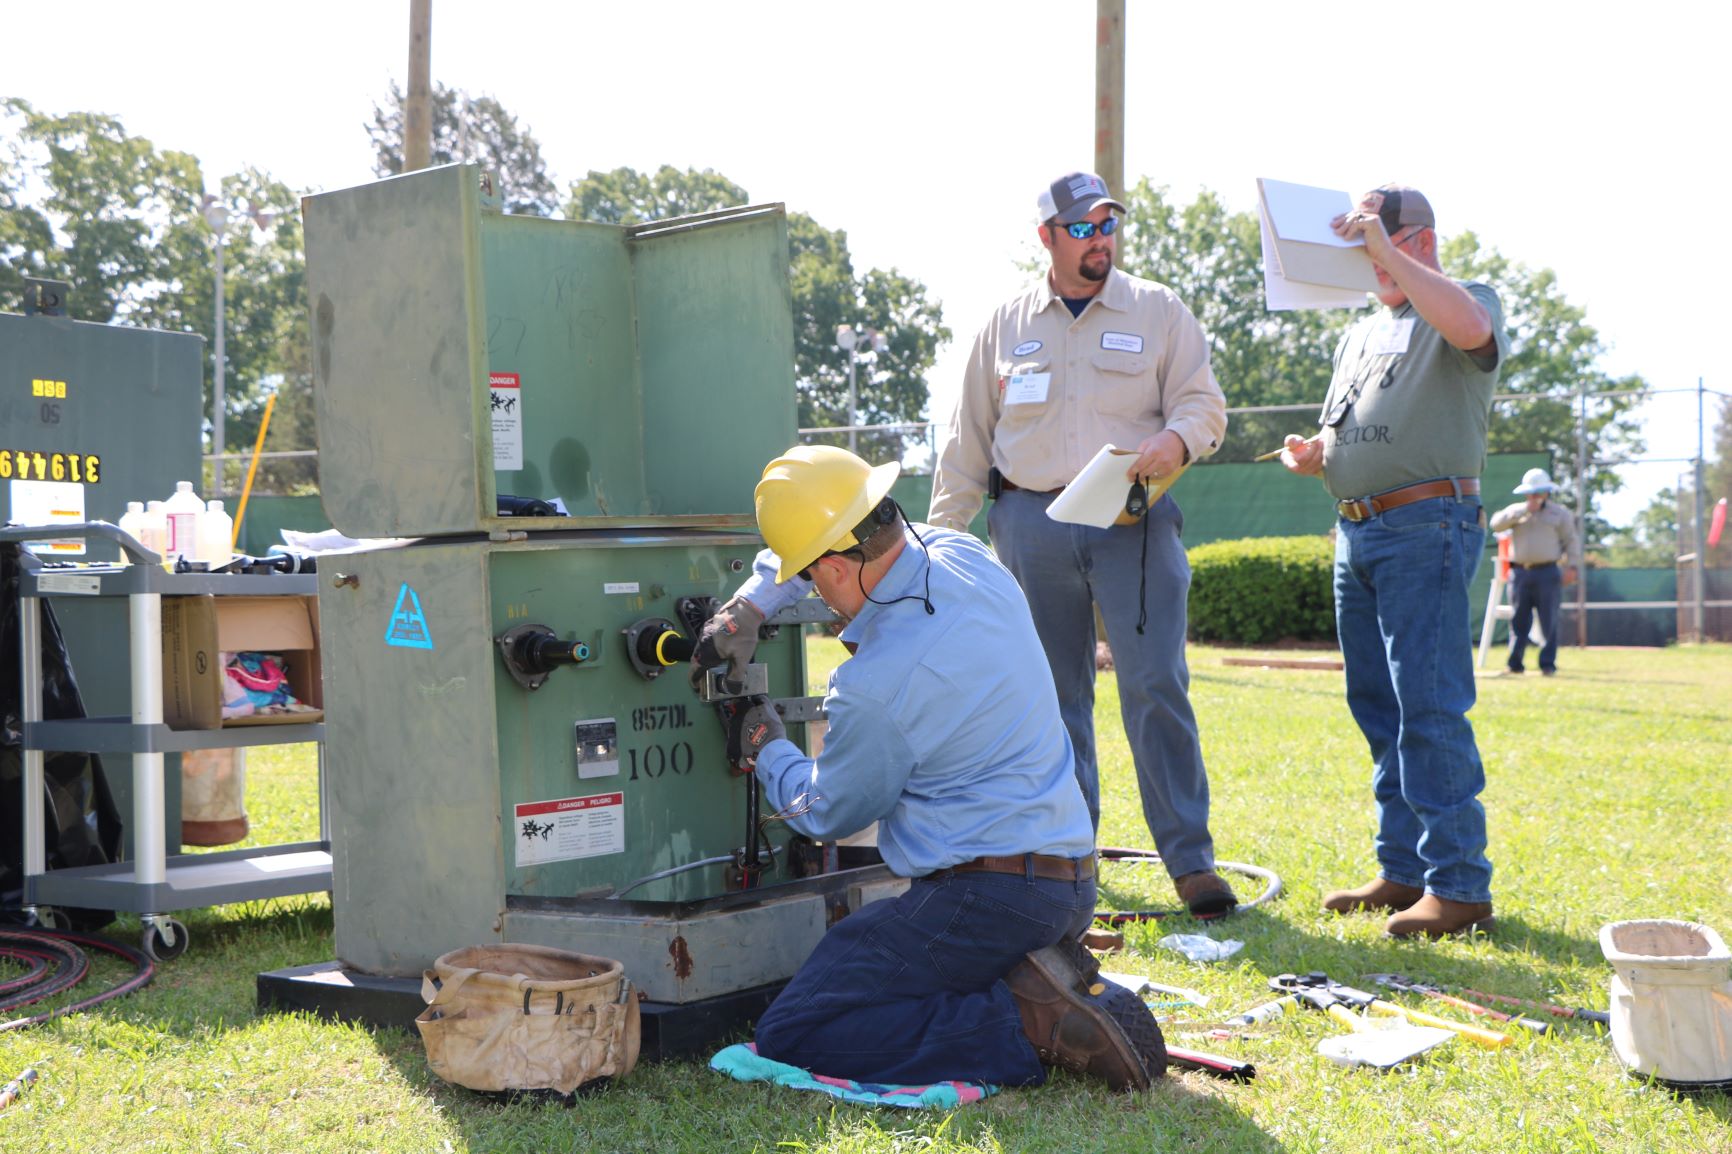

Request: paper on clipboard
left=1260, top=205, right=1369, bottom=312
left=1046, top=445, right=1189, bottom=528
left=1257, top=177, right=1381, bottom=295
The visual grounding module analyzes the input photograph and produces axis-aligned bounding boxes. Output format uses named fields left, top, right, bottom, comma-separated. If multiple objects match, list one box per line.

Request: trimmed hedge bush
left=1187, top=535, right=1335, bottom=644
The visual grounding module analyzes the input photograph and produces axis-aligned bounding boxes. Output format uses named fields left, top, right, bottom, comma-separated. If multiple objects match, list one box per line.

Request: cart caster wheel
left=143, top=920, right=189, bottom=962
left=29, top=907, right=68, bottom=931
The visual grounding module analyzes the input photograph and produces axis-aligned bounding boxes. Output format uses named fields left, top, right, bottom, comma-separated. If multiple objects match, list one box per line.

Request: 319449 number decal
left=0, top=450, right=101, bottom=483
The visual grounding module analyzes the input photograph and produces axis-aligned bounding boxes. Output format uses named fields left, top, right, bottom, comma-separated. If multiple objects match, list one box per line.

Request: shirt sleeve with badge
left=930, top=266, right=1227, bottom=531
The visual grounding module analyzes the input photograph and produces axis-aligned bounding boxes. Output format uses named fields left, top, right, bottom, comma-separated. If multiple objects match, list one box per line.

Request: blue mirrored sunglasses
left=1061, top=217, right=1119, bottom=240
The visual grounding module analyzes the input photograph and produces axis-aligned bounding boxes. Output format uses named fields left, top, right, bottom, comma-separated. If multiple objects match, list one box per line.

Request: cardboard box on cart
left=161, top=595, right=324, bottom=730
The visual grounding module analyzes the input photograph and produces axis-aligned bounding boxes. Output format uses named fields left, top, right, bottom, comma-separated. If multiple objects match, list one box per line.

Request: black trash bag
left=0, top=543, right=124, bottom=930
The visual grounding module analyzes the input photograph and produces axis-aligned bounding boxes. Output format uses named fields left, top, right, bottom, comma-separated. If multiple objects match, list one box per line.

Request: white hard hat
left=1513, top=468, right=1556, bottom=495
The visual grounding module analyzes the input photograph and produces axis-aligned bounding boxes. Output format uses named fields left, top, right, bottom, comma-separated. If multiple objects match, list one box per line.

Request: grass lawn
left=2, top=642, right=1728, bottom=1152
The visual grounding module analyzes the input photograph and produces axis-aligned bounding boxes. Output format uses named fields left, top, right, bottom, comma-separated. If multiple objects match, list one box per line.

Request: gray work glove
left=721, top=695, right=785, bottom=770
left=690, top=595, right=765, bottom=693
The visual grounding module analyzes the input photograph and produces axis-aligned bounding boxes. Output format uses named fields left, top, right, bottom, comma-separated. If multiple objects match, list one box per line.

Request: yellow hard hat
left=755, top=445, right=902, bottom=583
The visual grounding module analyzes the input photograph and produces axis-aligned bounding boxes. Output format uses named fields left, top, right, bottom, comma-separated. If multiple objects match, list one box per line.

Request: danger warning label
left=513, top=792, right=624, bottom=866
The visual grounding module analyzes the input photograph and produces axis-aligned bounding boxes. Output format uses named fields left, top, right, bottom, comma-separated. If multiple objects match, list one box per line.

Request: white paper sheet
left=1046, top=445, right=1188, bottom=528
left=1257, top=177, right=1381, bottom=293
left=1260, top=206, right=1369, bottom=312
left=1259, top=177, right=1361, bottom=247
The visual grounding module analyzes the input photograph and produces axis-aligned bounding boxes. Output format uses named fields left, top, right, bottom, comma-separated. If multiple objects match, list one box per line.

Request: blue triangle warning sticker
left=385, top=583, right=435, bottom=650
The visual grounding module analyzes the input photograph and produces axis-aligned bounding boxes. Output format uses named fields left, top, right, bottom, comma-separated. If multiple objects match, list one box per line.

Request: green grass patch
left=2, top=645, right=1728, bottom=1152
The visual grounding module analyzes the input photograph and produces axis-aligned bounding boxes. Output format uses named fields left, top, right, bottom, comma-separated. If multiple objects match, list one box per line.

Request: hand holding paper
left=1257, top=177, right=1379, bottom=309
left=1047, top=445, right=1190, bottom=529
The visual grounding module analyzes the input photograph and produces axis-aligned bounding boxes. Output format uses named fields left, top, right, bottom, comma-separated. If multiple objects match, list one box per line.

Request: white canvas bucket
left=1600, top=919, right=1732, bottom=1091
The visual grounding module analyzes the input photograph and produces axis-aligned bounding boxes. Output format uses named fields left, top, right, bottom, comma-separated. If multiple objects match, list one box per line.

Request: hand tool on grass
left=1458, top=985, right=1609, bottom=1026
left=1166, top=1044, right=1255, bottom=1082
left=1271, top=972, right=1513, bottom=1049
left=0, top=1067, right=37, bottom=1112
left=1265, top=976, right=1453, bottom=1068
left=1365, top=972, right=1552, bottom=1035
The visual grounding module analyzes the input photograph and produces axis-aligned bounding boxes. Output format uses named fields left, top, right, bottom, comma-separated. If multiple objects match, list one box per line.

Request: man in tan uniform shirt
left=1490, top=468, right=1580, bottom=675
left=930, top=171, right=1235, bottom=916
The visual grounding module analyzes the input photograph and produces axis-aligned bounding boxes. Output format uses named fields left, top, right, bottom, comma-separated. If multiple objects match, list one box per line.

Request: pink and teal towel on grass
left=709, top=1043, right=999, bottom=1108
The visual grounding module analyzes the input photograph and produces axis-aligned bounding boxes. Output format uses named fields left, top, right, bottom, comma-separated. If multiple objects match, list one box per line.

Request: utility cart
left=6, top=522, right=329, bottom=961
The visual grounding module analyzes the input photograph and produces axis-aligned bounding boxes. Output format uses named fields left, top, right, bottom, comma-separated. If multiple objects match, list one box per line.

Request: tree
left=0, top=98, right=204, bottom=323
left=179, top=169, right=318, bottom=494
left=1438, top=234, right=1646, bottom=536
left=567, top=166, right=949, bottom=464
left=568, top=165, right=748, bottom=225
left=1707, top=393, right=1732, bottom=516
left=367, top=81, right=559, bottom=216
left=1599, top=488, right=1678, bottom=568
left=1, top=102, right=316, bottom=493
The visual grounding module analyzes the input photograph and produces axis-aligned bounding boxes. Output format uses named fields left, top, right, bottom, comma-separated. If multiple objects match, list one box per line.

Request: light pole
left=201, top=195, right=275, bottom=493
left=835, top=323, right=888, bottom=454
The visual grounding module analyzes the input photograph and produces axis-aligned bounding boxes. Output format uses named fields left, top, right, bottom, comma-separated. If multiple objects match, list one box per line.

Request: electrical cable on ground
left=1094, top=847, right=1283, bottom=925
left=0, top=928, right=155, bottom=1031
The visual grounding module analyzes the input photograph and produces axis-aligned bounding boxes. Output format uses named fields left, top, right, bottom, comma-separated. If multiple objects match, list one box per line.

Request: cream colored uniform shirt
left=930, top=266, right=1227, bottom=532
left=1489, top=499, right=1579, bottom=567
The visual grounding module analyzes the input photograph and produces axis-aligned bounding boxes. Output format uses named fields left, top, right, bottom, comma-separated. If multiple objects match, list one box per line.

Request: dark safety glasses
left=1061, top=217, right=1119, bottom=240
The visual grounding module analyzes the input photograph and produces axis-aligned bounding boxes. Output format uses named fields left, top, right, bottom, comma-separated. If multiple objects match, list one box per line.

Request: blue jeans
left=987, top=489, right=1216, bottom=877
left=1334, top=494, right=1494, bottom=904
left=754, top=868, right=1097, bottom=1085
left=1508, top=564, right=1563, bottom=672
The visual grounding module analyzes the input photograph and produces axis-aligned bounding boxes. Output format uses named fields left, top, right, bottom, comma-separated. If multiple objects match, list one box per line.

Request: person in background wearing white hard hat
left=688, top=445, right=1165, bottom=1092
left=1491, top=468, right=1580, bottom=676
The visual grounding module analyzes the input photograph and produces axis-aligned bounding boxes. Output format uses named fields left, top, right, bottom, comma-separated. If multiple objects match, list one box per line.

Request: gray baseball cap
left=1038, top=172, right=1127, bottom=225
left=1371, top=184, right=1435, bottom=235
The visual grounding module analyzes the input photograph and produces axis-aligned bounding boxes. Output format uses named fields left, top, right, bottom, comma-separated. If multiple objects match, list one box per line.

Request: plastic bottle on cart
left=115, top=501, right=146, bottom=565
left=163, top=481, right=203, bottom=567
left=199, top=500, right=234, bottom=568
left=141, top=500, right=169, bottom=562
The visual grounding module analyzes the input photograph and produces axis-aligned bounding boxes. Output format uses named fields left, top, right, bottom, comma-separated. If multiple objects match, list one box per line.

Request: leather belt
left=1509, top=561, right=1557, bottom=570
left=948, top=852, right=1096, bottom=882
left=999, top=478, right=1064, bottom=496
left=1336, top=477, right=1479, bottom=523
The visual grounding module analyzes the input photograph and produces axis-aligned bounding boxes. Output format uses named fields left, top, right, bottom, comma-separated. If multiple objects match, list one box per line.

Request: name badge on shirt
left=1005, top=372, right=1051, bottom=405
left=1367, top=316, right=1416, bottom=356
left=1101, top=332, right=1144, bottom=353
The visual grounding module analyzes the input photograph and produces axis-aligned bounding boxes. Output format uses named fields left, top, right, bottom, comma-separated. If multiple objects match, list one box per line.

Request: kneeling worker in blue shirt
left=691, top=444, right=1164, bottom=1090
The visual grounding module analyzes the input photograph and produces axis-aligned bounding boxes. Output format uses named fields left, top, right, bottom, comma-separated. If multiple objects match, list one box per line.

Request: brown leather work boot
left=1321, top=877, right=1424, bottom=914
left=1385, top=894, right=1496, bottom=938
left=1174, top=870, right=1239, bottom=916
left=1004, top=942, right=1162, bottom=1091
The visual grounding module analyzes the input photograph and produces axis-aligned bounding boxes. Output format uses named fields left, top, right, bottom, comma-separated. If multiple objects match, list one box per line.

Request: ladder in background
left=1477, top=535, right=1545, bottom=668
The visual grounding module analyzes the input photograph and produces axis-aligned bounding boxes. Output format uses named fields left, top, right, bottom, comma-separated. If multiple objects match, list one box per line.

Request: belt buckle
left=1337, top=498, right=1369, bottom=523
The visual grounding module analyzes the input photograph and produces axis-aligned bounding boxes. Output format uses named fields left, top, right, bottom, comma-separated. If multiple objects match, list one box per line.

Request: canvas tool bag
left=416, top=943, right=641, bottom=1095
left=1600, top=919, right=1732, bottom=1090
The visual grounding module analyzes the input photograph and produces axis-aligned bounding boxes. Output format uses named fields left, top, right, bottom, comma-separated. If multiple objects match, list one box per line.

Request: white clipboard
left=1046, top=445, right=1189, bottom=528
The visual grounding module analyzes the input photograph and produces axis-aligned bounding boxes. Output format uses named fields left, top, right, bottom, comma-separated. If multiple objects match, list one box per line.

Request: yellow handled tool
left=1271, top=971, right=1512, bottom=1050
left=1365, top=999, right=1511, bottom=1049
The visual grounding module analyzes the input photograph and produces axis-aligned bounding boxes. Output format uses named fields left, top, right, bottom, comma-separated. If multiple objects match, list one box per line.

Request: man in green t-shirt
left=1281, top=185, right=1510, bottom=939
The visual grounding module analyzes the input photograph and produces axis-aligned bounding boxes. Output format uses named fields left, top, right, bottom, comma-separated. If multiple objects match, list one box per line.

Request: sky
left=10, top=0, right=1728, bottom=524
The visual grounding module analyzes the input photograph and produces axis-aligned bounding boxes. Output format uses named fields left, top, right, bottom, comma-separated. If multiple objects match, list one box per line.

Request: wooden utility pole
left=405, top=0, right=433, bottom=172
left=1095, top=0, right=1125, bottom=198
